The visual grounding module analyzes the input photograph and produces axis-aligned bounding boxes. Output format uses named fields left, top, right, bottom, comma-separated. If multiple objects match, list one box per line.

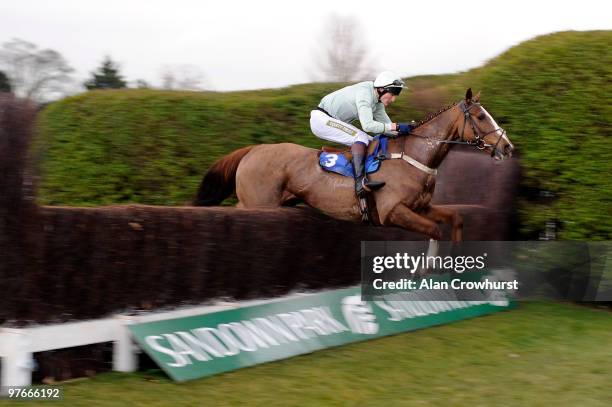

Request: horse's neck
left=393, top=106, right=460, bottom=168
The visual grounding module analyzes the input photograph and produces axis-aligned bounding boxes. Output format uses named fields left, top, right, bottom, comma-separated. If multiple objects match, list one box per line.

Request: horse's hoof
left=430, top=226, right=442, bottom=240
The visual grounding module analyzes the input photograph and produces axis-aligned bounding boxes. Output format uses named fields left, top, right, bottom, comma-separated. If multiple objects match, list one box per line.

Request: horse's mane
left=413, top=102, right=458, bottom=128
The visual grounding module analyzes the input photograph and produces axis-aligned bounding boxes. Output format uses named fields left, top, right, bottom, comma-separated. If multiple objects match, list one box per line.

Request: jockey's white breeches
left=310, top=110, right=372, bottom=146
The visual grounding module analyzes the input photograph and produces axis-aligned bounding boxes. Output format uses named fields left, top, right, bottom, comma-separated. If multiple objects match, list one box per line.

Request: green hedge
left=35, top=31, right=611, bottom=239
left=471, top=31, right=612, bottom=239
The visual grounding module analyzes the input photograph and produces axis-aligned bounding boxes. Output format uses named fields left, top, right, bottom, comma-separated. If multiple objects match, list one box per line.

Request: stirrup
left=363, top=179, right=385, bottom=192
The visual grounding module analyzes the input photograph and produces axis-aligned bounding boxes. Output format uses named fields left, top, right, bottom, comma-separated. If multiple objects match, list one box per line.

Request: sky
left=1, top=0, right=610, bottom=92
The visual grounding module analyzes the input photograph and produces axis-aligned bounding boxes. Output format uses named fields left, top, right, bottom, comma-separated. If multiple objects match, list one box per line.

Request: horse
left=194, top=89, right=513, bottom=242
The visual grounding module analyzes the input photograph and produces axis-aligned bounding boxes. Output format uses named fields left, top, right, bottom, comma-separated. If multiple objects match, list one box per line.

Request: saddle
left=318, top=136, right=387, bottom=178
left=318, top=136, right=389, bottom=225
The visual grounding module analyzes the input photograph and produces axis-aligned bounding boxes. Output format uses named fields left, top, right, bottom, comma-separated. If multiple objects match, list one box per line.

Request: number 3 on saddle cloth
left=318, top=135, right=389, bottom=224
left=319, top=135, right=388, bottom=178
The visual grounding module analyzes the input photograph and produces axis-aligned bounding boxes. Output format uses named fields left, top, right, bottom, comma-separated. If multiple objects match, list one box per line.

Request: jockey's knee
left=355, top=133, right=370, bottom=145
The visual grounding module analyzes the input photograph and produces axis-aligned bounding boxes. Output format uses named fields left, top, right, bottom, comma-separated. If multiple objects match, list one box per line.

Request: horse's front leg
left=385, top=204, right=442, bottom=240
left=421, top=205, right=463, bottom=242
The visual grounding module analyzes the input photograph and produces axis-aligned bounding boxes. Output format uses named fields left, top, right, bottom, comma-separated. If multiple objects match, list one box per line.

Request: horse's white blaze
left=482, top=106, right=512, bottom=147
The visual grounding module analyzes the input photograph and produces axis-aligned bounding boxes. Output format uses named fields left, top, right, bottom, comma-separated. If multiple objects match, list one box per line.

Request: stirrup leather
left=358, top=196, right=370, bottom=222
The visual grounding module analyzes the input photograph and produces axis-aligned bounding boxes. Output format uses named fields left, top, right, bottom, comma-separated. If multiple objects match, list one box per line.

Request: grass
left=3, top=302, right=611, bottom=406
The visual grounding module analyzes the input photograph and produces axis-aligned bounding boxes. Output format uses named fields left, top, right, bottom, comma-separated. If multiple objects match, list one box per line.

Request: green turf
left=3, top=302, right=611, bottom=406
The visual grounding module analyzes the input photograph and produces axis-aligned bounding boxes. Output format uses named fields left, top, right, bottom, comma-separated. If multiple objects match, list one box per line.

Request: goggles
left=384, top=79, right=404, bottom=96
left=386, top=86, right=402, bottom=96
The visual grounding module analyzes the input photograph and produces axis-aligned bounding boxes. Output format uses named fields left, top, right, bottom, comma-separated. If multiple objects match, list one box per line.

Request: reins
left=405, top=101, right=505, bottom=150
left=380, top=100, right=507, bottom=174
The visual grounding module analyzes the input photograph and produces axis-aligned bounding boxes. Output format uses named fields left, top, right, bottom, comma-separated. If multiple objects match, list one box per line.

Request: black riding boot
left=351, top=142, right=385, bottom=197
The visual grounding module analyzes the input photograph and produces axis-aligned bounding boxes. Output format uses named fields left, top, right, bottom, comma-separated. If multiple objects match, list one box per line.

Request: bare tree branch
left=160, top=66, right=176, bottom=90
left=0, top=39, right=74, bottom=102
left=159, top=64, right=207, bottom=91
left=311, top=14, right=376, bottom=82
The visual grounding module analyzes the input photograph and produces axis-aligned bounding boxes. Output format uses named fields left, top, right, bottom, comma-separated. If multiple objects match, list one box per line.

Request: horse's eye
left=477, top=113, right=486, bottom=120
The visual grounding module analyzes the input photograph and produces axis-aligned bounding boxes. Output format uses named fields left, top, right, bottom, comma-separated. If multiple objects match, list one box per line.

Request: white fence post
left=0, top=328, right=34, bottom=390
left=113, top=316, right=137, bottom=372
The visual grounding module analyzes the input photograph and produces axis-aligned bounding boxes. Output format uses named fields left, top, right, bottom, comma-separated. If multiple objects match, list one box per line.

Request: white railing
left=0, top=292, right=315, bottom=390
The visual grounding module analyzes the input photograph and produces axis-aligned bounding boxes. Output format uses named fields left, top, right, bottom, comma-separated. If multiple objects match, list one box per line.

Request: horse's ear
left=473, top=91, right=481, bottom=103
left=465, top=88, right=472, bottom=103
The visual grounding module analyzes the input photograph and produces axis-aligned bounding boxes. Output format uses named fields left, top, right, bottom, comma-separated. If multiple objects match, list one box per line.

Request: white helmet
left=373, top=71, right=405, bottom=95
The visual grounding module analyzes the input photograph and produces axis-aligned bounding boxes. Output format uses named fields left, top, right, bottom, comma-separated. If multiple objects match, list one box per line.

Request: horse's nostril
left=504, top=144, right=513, bottom=154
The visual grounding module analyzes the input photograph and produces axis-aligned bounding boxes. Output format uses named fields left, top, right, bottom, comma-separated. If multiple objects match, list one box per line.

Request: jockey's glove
left=397, top=123, right=415, bottom=135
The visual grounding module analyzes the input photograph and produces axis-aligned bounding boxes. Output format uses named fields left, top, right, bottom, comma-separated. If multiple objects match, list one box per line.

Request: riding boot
left=351, top=142, right=385, bottom=197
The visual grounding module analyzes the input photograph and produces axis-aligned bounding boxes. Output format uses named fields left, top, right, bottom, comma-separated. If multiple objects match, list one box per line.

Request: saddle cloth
left=319, top=135, right=388, bottom=177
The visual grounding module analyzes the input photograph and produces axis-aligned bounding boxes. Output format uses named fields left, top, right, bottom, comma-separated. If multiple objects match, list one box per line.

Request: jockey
left=310, top=71, right=415, bottom=198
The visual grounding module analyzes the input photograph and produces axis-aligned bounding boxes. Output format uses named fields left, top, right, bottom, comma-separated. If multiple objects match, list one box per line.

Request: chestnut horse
left=194, top=89, right=513, bottom=241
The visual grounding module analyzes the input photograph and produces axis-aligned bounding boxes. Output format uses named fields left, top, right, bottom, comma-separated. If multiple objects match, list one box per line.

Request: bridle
left=407, top=100, right=507, bottom=157
left=385, top=100, right=508, bottom=176
left=455, top=100, right=506, bottom=156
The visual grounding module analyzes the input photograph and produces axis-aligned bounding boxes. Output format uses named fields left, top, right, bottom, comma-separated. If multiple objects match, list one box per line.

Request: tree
left=312, top=14, right=376, bottom=82
left=0, top=38, right=74, bottom=102
left=84, top=56, right=127, bottom=90
left=0, top=71, right=11, bottom=93
left=174, top=65, right=206, bottom=90
left=159, top=64, right=207, bottom=91
left=133, top=79, right=151, bottom=89
left=160, top=67, right=176, bottom=90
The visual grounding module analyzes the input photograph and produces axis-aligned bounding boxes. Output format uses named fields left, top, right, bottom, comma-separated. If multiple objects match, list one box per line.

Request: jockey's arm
left=355, top=90, right=394, bottom=134
left=373, top=106, right=399, bottom=135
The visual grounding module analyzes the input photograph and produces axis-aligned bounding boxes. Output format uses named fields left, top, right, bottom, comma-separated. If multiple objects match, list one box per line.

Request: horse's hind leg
left=235, top=169, right=285, bottom=208
left=236, top=182, right=285, bottom=208
left=421, top=205, right=463, bottom=242
left=386, top=204, right=442, bottom=240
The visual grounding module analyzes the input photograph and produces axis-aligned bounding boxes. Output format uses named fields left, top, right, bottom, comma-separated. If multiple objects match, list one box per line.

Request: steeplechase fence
left=0, top=95, right=520, bottom=384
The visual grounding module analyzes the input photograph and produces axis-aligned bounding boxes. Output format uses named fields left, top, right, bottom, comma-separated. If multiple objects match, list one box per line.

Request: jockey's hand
left=397, top=123, right=415, bottom=135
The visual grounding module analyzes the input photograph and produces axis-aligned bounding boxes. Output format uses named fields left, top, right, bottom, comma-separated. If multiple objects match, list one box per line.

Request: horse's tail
left=193, top=145, right=255, bottom=206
